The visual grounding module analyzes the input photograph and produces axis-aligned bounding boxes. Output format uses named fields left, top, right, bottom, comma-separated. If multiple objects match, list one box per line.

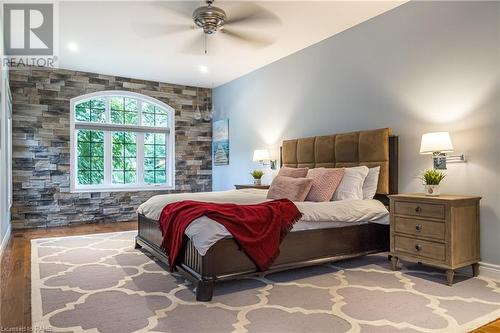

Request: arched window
left=70, top=91, right=175, bottom=192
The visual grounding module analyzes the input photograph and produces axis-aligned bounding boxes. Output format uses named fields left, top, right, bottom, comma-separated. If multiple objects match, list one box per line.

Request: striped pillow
left=305, top=168, right=345, bottom=202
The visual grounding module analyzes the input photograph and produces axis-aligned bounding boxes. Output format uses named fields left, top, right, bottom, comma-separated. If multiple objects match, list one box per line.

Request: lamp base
left=433, top=153, right=447, bottom=170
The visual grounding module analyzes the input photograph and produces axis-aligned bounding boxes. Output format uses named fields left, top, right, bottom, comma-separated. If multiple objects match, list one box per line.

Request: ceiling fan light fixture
left=192, top=1, right=226, bottom=35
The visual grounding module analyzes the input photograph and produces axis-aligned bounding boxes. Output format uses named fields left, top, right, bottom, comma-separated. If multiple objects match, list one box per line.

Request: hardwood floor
left=0, top=221, right=137, bottom=330
left=473, top=320, right=500, bottom=333
left=0, top=220, right=498, bottom=332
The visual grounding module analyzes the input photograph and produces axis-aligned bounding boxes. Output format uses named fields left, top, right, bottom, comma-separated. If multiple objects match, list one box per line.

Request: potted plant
left=422, top=169, right=446, bottom=196
left=250, top=170, right=264, bottom=186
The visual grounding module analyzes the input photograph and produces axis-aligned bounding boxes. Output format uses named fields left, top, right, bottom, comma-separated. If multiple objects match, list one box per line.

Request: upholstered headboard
left=280, top=128, right=398, bottom=198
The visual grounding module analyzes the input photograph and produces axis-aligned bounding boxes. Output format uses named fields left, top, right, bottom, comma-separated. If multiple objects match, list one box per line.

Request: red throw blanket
left=158, top=199, right=302, bottom=272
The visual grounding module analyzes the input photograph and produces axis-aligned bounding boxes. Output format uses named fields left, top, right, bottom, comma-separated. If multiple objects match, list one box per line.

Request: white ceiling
left=58, top=1, right=404, bottom=88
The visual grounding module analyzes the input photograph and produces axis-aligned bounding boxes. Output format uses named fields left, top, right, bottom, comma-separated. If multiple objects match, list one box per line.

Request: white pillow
left=362, top=166, right=381, bottom=200
left=332, top=166, right=369, bottom=201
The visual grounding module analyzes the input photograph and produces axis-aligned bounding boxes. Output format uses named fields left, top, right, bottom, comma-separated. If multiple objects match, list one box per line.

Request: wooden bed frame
left=136, top=130, right=398, bottom=301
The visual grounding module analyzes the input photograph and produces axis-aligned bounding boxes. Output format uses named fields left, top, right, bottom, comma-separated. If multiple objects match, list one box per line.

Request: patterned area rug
left=31, top=231, right=500, bottom=333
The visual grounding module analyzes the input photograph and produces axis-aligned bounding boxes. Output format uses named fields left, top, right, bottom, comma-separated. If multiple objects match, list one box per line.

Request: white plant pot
left=253, top=179, right=262, bottom=186
left=424, top=184, right=440, bottom=196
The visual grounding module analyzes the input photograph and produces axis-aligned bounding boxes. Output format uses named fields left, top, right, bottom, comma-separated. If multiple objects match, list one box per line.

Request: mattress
left=185, top=217, right=388, bottom=256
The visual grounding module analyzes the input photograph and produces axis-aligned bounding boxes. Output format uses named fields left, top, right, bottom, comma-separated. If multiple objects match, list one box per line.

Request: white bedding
left=137, top=189, right=390, bottom=255
left=137, top=189, right=270, bottom=221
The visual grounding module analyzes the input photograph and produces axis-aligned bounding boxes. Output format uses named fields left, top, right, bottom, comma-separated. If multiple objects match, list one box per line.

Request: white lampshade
left=253, top=149, right=270, bottom=161
left=420, top=132, right=454, bottom=154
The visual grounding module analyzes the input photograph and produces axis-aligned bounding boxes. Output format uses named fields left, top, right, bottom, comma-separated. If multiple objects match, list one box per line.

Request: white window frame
left=70, top=91, right=175, bottom=193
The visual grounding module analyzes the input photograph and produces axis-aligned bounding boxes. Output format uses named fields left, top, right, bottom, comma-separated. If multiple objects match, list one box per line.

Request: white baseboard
left=478, top=261, right=500, bottom=282
left=429, top=260, right=500, bottom=282
left=0, top=223, right=12, bottom=257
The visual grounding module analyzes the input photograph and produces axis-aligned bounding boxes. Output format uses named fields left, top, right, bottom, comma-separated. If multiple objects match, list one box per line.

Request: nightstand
left=234, top=184, right=270, bottom=190
left=389, top=194, right=481, bottom=285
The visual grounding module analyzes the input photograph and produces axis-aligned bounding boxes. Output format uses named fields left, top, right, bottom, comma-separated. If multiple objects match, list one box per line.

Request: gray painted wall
left=213, top=2, right=500, bottom=265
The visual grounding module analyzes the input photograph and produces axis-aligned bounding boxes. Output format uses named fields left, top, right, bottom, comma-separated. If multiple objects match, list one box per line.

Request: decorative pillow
left=362, top=166, right=381, bottom=200
left=267, top=176, right=313, bottom=202
left=332, top=166, right=370, bottom=201
left=277, top=166, right=309, bottom=178
left=305, top=168, right=345, bottom=202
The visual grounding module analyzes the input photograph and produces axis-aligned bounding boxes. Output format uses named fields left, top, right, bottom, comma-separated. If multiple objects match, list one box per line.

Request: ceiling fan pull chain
left=204, top=34, right=208, bottom=54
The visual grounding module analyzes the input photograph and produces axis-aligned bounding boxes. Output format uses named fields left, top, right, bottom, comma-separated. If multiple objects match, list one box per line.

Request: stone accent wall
left=10, top=68, right=212, bottom=229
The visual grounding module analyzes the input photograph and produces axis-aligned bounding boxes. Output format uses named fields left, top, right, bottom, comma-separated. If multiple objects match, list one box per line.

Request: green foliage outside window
left=74, top=95, right=169, bottom=187
left=112, top=132, right=137, bottom=184
left=77, top=130, right=104, bottom=185
left=144, top=133, right=167, bottom=184
left=75, top=98, right=105, bottom=123
left=111, top=97, right=139, bottom=125
left=142, top=102, right=168, bottom=127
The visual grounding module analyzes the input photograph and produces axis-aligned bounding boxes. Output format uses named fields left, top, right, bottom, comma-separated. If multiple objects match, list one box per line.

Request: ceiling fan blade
left=132, top=23, right=193, bottom=38
left=225, top=3, right=281, bottom=27
left=221, top=28, right=275, bottom=48
left=181, top=32, right=208, bottom=55
left=145, top=1, right=198, bottom=21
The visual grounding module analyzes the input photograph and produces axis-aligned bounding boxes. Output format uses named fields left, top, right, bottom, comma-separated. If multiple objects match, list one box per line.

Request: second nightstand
left=389, top=194, right=481, bottom=285
left=234, top=184, right=270, bottom=190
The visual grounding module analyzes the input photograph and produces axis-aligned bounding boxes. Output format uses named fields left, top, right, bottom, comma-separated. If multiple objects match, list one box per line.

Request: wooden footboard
left=135, top=213, right=389, bottom=301
left=135, top=214, right=217, bottom=300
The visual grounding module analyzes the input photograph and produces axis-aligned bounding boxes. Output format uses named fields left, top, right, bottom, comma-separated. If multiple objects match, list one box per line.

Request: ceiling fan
left=193, top=0, right=228, bottom=35
left=135, top=1, right=281, bottom=54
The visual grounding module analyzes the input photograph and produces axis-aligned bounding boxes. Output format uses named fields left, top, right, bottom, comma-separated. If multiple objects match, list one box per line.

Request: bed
left=135, top=128, right=398, bottom=301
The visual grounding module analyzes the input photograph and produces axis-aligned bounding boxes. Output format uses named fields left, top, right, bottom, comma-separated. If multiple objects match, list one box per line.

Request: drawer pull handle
left=415, top=206, right=422, bottom=213
left=415, top=224, right=422, bottom=231
left=415, top=244, right=422, bottom=251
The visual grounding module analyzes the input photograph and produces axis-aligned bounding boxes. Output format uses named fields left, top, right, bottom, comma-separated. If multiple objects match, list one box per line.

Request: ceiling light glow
left=67, top=42, right=79, bottom=52
left=199, top=65, right=209, bottom=74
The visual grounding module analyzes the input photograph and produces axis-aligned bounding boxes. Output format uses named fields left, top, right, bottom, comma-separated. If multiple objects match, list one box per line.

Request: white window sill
left=71, top=185, right=175, bottom=193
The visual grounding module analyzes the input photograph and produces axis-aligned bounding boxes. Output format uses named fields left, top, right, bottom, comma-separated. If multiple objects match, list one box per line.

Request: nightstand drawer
left=394, top=201, right=445, bottom=220
left=394, top=217, right=445, bottom=240
left=394, top=235, right=446, bottom=261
